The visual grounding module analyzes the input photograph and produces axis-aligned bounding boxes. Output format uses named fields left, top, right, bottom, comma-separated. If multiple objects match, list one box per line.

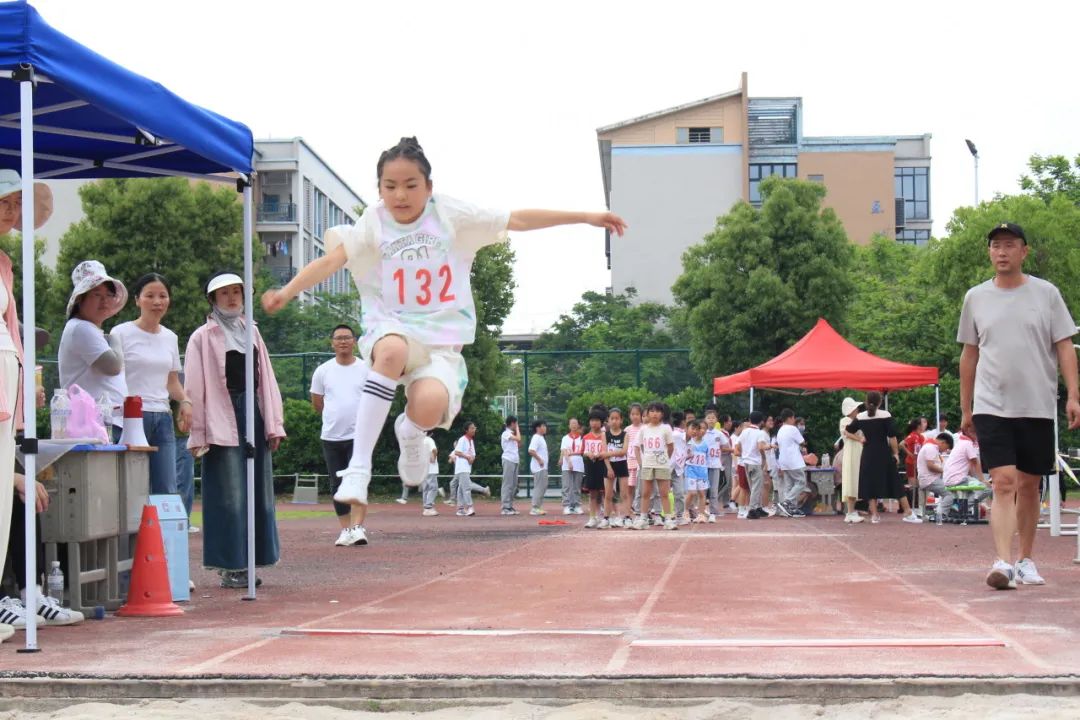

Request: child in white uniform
left=263, top=138, right=625, bottom=506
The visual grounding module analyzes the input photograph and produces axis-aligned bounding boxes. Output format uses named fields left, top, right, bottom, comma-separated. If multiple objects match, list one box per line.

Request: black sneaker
left=220, top=570, right=263, bottom=589
left=790, top=508, right=806, bottom=518
left=747, top=508, right=764, bottom=519
left=776, top=503, right=793, bottom=518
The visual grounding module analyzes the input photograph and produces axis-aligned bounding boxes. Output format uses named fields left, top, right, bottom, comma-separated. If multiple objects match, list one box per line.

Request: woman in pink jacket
left=185, top=271, right=285, bottom=589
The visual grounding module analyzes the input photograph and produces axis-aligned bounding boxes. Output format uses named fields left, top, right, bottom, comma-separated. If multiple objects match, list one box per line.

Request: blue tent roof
left=0, top=1, right=253, bottom=179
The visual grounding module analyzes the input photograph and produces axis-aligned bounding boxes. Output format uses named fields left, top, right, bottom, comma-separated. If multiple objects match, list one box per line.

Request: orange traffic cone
left=117, top=505, right=184, bottom=617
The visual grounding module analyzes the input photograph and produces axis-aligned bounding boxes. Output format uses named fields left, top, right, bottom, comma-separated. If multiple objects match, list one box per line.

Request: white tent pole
left=1050, top=404, right=1061, bottom=537
left=749, top=387, right=754, bottom=414
left=934, top=385, right=940, bottom=435
left=19, top=73, right=40, bottom=652
left=242, top=184, right=257, bottom=600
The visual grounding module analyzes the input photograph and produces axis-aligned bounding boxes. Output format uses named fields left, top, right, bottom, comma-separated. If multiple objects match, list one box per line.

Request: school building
left=597, top=72, right=932, bottom=306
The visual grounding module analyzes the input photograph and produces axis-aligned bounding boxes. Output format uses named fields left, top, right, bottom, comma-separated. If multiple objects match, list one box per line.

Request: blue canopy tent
left=0, top=0, right=260, bottom=649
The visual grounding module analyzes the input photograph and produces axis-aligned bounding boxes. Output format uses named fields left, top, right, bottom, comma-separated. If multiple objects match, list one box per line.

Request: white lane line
left=281, top=628, right=622, bottom=637
left=813, top=525, right=1054, bottom=671
left=604, top=537, right=689, bottom=672
left=631, top=637, right=1006, bottom=649
left=596, top=532, right=847, bottom=539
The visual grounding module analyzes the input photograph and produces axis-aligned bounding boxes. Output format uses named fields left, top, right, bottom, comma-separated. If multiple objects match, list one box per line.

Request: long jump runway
left=1, top=501, right=1078, bottom=679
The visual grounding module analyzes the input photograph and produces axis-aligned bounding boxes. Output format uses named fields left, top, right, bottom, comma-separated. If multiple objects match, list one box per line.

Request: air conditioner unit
left=895, top=198, right=906, bottom=233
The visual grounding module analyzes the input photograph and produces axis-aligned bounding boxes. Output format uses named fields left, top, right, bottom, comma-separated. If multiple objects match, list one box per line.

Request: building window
left=677, top=127, right=723, bottom=144
left=896, top=229, right=930, bottom=246
left=689, top=127, right=710, bottom=143
left=895, top=166, right=929, bottom=220
left=749, top=163, right=797, bottom=205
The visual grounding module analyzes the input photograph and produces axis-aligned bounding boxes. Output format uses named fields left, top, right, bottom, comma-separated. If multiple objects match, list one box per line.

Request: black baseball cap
left=987, top=222, right=1027, bottom=245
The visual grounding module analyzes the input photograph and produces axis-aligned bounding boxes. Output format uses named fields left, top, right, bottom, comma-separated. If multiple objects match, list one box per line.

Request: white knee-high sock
left=346, top=371, right=397, bottom=471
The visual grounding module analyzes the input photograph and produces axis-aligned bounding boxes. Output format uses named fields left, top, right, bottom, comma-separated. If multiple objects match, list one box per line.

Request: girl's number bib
left=382, top=256, right=462, bottom=312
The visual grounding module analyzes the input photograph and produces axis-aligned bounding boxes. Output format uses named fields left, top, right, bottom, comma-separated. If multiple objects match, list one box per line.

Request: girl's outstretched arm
left=507, top=209, right=627, bottom=236
left=261, top=242, right=348, bottom=314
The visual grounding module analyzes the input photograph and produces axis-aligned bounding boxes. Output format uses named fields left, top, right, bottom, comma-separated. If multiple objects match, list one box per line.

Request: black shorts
left=972, top=415, right=1055, bottom=476
left=609, top=460, right=629, bottom=479
left=583, top=461, right=607, bottom=492
left=322, top=439, right=354, bottom=517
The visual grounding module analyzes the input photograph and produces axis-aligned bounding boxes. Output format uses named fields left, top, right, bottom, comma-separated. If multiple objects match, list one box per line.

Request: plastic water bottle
left=47, top=561, right=64, bottom=605
left=49, top=389, right=70, bottom=439
left=934, top=495, right=944, bottom=526
left=821, top=452, right=831, bottom=468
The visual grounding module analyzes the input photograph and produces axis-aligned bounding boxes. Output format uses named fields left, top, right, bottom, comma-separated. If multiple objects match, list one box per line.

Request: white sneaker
left=334, top=467, right=371, bottom=506
left=36, top=595, right=84, bottom=626
left=334, top=528, right=353, bottom=547
left=188, top=525, right=201, bottom=534
left=764, top=505, right=777, bottom=517
left=0, top=622, right=13, bottom=642
left=422, top=508, right=439, bottom=517
left=849, top=512, right=865, bottom=524
left=737, top=508, right=749, bottom=519
left=348, top=525, right=369, bottom=546
left=663, top=517, right=679, bottom=531
left=529, top=507, right=546, bottom=516
left=902, top=513, right=923, bottom=524
left=436, top=487, right=446, bottom=498
left=987, top=559, right=1018, bottom=590
left=707, top=514, right=717, bottom=524
left=1015, top=558, right=1046, bottom=585
left=481, top=486, right=493, bottom=497
left=631, top=515, right=649, bottom=530
left=609, top=516, right=624, bottom=528
left=0, top=596, right=26, bottom=628
left=597, top=517, right=610, bottom=529
left=395, top=497, right=407, bottom=505
left=572, top=506, right=585, bottom=515
left=678, top=515, right=691, bottom=526
left=562, top=507, right=573, bottom=515
left=395, top=414, right=429, bottom=487
left=584, top=517, right=598, bottom=529
left=728, top=502, right=738, bottom=512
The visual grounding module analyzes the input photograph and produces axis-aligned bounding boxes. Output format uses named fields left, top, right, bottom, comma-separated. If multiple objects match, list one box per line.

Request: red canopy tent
left=713, top=318, right=940, bottom=414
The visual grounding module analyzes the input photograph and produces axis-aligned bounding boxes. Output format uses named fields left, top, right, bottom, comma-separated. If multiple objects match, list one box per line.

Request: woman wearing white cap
left=57, top=260, right=129, bottom=440
left=839, top=397, right=865, bottom=523
left=184, top=270, right=285, bottom=588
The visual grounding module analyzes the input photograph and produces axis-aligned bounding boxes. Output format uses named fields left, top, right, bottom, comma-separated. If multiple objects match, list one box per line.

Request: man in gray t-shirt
left=957, top=222, right=1079, bottom=591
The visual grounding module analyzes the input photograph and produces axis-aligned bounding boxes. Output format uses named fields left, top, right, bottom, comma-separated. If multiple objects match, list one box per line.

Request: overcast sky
left=29, top=0, right=1080, bottom=334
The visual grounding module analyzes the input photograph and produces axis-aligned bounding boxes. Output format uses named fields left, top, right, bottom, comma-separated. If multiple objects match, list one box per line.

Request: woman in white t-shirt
left=57, top=260, right=129, bottom=441
left=111, top=274, right=192, bottom=495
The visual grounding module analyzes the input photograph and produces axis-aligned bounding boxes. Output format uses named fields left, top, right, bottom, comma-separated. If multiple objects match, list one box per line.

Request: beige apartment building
left=597, top=73, right=931, bottom=305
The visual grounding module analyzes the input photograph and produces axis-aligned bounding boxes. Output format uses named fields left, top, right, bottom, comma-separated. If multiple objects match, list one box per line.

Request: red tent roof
left=712, top=318, right=939, bottom=395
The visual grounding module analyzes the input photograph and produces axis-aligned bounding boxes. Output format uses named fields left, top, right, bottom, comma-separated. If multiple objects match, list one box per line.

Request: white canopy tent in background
left=0, top=0, right=259, bottom=649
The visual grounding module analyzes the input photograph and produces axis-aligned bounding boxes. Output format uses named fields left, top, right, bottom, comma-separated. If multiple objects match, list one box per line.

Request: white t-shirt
left=701, top=428, right=720, bottom=469
left=110, top=321, right=181, bottom=413
left=637, top=423, right=674, bottom=469
left=670, top=427, right=687, bottom=471
left=501, top=427, right=520, bottom=464
left=326, top=194, right=510, bottom=357
left=425, top=436, right=439, bottom=475
left=916, top=442, right=943, bottom=489
left=957, top=275, right=1076, bottom=419
left=529, top=434, right=547, bottom=474
left=738, top=426, right=767, bottom=466
left=560, top=434, right=585, bottom=473
left=309, top=357, right=367, bottom=441
left=453, top=435, right=475, bottom=474
left=776, top=423, right=806, bottom=471
left=58, top=318, right=128, bottom=425
left=943, top=435, right=980, bottom=486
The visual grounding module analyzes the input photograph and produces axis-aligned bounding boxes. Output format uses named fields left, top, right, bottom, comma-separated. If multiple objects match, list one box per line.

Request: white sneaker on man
left=334, top=467, right=370, bottom=506
left=422, top=508, right=439, bottom=517
left=394, top=497, right=407, bottom=505
left=572, top=506, right=584, bottom=515
left=562, top=506, right=573, bottom=515
left=584, top=517, right=598, bottom=529
left=334, top=527, right=353, bottom=547
left=1015, top=558, right=1046, bottom=585
left=395, top=414, right=429, bottom=487
left=530, top=507, right=547, bottom=516
left=986, top=559, right=1018, bottom=590
left=902, top=513, right=923, bottom=524
left=33, top=594, right=84, bottom=626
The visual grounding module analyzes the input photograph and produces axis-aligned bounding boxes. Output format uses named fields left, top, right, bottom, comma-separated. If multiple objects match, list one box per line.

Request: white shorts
left=364, top=330, right=467, bottom=430
left=686, top=476, right=709, bottom=492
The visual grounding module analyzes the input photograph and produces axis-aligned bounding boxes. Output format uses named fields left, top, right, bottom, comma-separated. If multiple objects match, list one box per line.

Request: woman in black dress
left=847, top=391, right=901, bottom=524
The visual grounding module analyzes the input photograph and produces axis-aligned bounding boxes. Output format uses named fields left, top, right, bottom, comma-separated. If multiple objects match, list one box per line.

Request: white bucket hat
left=0, top=169, right=54, bottom=232
left=841, top=397, right=860, bottom=416
left=66, top=260, right=128, bottom=319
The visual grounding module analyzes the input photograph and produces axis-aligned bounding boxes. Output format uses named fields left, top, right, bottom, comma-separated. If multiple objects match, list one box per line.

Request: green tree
left=49, top=178, right=247, bottom=347
left=1019, top=153, right=1080, bottom=205
left=673, top=176, right=855, bottom=381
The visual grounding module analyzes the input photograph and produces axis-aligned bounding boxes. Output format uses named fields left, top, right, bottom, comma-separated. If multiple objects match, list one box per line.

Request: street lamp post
left=965, top=139, right=979, bottom=206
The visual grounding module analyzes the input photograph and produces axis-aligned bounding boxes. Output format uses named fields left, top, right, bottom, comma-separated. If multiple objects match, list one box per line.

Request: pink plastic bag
left=66, top=384, right=109, bottom=443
